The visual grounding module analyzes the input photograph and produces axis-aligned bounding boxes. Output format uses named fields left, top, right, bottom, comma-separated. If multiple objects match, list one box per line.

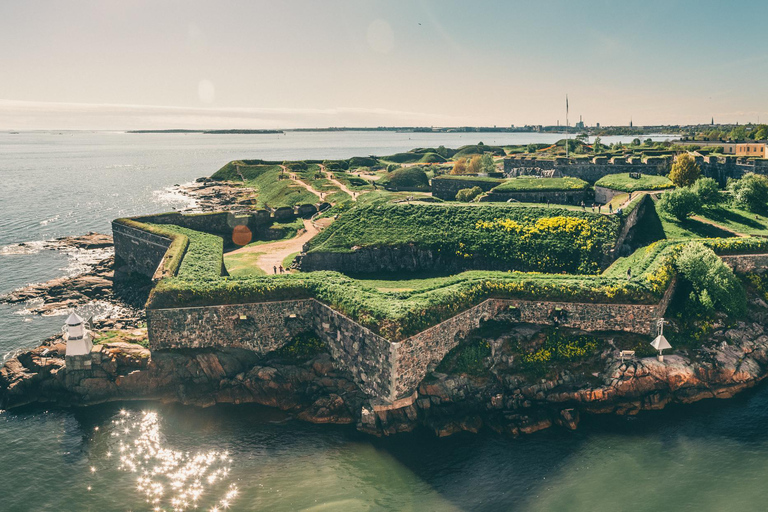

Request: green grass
left=656, top=209, right=736, bottom=239
left=133, top=217, right=768, bottom=341
left=224, top=252, right=266, bottom=277
left=595, top=173, right=675, bottom=192
left=306, top=203, right=621, bottom=274
left=694, top=204, right=768, bottom=236
left=491, top=177, right=590, bottom=192
left=94, top=329, right=149, bottom=348
left=211, top=162, right=318, bottom=208
left=282, top=251, right=299, bottom=269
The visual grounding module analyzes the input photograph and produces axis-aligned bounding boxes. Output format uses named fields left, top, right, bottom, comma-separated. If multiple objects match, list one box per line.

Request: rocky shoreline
left=4, top=199, right=768, bottom=437
left=3, top=314, right=768, bottom=437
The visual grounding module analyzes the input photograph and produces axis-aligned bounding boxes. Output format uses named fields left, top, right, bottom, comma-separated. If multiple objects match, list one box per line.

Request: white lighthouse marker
left=64, top=311, right=93, bottom=357
left=650, top=318, right=672, bottom=362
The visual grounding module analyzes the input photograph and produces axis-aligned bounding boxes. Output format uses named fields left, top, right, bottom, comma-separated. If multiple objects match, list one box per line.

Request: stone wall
left=147, top=300, right=315, bottom=353
left=722, top=253, right=768, bottom=273
left=112, top=221, right=173, bottom=279
left=431, top=177, right=501, bottom=200
left=391, top=295, right=672, bottom=399
left=311, top=301, right=395, bottom=399
left=147, top=299, right=396, bottom=400
left=146, top=291, right=676, bottom=402
left=594, top=185, right=624, bottom=204
left=479, top=189, right=591, bottom=205
left=503, top=157, right=755, bottom=184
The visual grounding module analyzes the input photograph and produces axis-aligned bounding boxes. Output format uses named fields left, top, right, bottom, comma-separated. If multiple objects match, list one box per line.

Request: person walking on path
left=273, top=265, right=277, bottom=274
left=279, top=265, right=284, bottom=273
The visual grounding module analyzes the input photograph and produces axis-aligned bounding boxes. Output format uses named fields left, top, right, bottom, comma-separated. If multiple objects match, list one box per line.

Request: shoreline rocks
left=3, top=318, right=768, bottom=437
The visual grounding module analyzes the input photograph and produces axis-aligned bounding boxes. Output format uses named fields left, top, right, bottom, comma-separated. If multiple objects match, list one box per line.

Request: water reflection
left=100, top=409, right=239, bottom=511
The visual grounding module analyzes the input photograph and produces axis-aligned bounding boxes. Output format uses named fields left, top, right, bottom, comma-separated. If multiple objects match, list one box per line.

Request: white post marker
left=650, top=318, right=672, bottom=362
left=64, top=311, right=93, bottom=357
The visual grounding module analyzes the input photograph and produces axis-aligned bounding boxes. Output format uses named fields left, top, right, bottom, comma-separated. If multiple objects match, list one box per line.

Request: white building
left=64, top=312, right=92, bottom=357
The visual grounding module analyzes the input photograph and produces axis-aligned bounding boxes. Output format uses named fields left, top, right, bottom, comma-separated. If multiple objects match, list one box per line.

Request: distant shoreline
left=127, top=129, right=285, bottom=134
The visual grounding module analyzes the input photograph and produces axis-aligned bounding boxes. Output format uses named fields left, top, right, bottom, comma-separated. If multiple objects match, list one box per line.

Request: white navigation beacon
left=650, top=318, right=672, bottom=362
left=64, top=311, right=92, bottom=357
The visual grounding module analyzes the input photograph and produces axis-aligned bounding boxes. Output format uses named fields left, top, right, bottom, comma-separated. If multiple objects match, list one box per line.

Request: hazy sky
left=1, top=0, right=767, bottom=130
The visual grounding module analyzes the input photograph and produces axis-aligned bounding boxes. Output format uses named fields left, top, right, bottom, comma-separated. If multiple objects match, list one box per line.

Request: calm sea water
left=5, top=131, right=767, bottom=512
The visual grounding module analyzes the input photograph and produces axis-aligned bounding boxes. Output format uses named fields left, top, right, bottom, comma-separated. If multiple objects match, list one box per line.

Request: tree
left=576, top=133, right=588, bottom=143
left=480, top=153, right=496, bottom=174
left=526, top=143, right=538, bottom=153
left=593, top=137, right=604, bottom=152
left=644, top=138, right=653, bottom=146
left=657, top=187, right=701, bottom=220
left=467, top=155, right=483, bottom=174
left=451, top=157, right=468, bottom=175
left=753, top=124, right=768, bottom=141
left=632, top=138, right=641, bottom=146
left=675, top=242, right=746, bottom=317
left=729, top=125, right=747, bottom=141
left=727, top=173, right=768, bottom=212
left=668, top=153, right=701, bottom=187
left=692, top=177, right=722, bottom=206
left=455, top=186, right=483, bottom=202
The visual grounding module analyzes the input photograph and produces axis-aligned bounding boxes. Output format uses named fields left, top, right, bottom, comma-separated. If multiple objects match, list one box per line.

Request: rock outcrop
left=4, top=319, right=768, bottom=438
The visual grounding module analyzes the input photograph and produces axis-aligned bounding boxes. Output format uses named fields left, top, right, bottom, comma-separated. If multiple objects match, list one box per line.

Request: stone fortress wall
left=146, top=294, right=674, bottom=403
left=113, top=213, right=768, bottom=407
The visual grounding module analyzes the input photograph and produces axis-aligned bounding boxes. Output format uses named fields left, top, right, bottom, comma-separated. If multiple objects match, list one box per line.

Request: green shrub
left=675, top=242, right=746, bottom=317
left=657, top=187, right=701, bottom=220
left=727, top=173, right=768, bottom=212
left=306, top=203, right=621, bottom=275
left=435, top=338, right=491, bottom=375
left=273, top=332, right=325, bottom=363
left=455, top=186, right=483, bottom=202
left=519, top=329, right=602, bottom=374
left=381, top=167, right=429, bottom=190
left=692, top=177, right=722, bottom=206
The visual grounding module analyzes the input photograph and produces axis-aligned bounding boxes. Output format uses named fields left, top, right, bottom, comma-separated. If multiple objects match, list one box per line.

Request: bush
left=520, top=329, right=602, bottom=375
left=455, top=186, right=483, bottom=202
left=675, top=242, right=746, bottom=318
left=273, top=332, right=325, bottom=363
left=436, top=338, right=491, bottom=375
left=668, top=153, right=702, bottom=187
left=727, top=173, right=768, bottom=212
left=383, top=167, right=429, bottom=190
left=692, top=177, right=722, bottom=206
left=657, top=187, right=701, bottom=220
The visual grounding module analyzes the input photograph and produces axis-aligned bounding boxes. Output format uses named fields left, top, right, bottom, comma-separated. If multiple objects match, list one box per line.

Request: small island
left=5, top=138, right=768, bottom=437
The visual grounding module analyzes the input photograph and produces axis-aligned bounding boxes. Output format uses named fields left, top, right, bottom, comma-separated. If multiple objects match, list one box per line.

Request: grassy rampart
left=491, top=177, right=590, bottom=192
left=306, top=203, right=621, bottom=274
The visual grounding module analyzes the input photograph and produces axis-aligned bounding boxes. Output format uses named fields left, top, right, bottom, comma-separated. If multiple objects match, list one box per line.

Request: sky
left=0, top=0, right=767, bottom=130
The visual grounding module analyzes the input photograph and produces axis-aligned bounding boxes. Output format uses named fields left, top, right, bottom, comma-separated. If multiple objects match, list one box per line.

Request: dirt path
left=689, top=216, right=748, bottom=237
left=320, top=164, right=366, bottom=201
left=281, top=165, right=325, bottom=201
left=228, top=219, right=321, bottom=274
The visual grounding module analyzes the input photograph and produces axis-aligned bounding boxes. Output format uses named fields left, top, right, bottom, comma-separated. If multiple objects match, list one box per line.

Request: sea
left=2, top=130, right=767, bottom=511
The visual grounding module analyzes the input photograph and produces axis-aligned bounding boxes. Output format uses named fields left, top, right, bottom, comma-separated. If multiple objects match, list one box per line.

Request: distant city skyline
left=1, top=0, right=766, bottom=130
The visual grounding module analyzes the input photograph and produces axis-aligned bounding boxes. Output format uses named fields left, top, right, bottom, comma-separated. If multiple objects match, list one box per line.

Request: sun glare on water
left=98, top=410, right=239, bottom=512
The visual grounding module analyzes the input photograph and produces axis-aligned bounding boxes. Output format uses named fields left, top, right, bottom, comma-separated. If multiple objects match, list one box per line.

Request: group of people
left=273, top=265, right=286, bottom=274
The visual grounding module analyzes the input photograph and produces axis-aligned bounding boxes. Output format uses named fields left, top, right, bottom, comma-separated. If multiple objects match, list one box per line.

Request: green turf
left=491, top=177, right=590, bottom=192
left=595, top=173, right=675, bottom=192
left=223, top=251, right=266, bottom=277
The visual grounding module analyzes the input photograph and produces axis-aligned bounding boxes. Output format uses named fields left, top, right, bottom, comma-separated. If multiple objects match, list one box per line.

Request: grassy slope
left=595, top=173, right=674, bottom=192
left=491, top=177, right=590, bottom=192
left=211, top=162, right=318, bottom=208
